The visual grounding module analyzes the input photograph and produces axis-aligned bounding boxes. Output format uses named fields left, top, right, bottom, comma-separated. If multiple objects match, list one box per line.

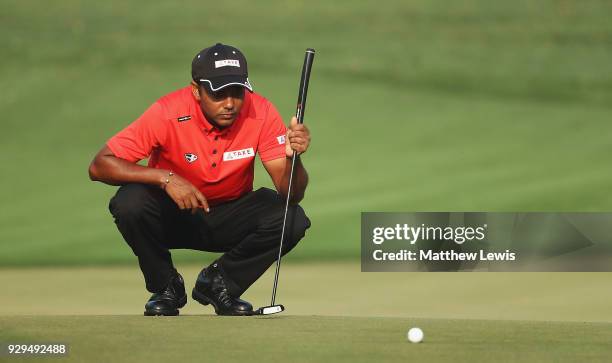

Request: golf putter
left=254, top=48, right=315, bottom=316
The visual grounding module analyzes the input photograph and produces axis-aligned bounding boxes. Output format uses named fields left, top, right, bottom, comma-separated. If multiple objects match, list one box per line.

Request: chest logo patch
left=223, top=147, right=255, bottom=161
left=177, top=115, right=191, bottom=122
left=184, top=153, right=198, bottom=163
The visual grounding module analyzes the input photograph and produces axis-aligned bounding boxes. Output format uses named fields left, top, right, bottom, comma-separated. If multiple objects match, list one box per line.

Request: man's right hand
left=162, top=173, right=210, bottom=214
left=89, top=145, right=210, bottom=214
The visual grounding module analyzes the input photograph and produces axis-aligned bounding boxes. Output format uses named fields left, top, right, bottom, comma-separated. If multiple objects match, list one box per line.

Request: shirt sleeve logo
left=184, top=153, right=198, bottom=163
left=277, top=135, right=286, bottom=145
left=223, top=147, right=255, bottom=161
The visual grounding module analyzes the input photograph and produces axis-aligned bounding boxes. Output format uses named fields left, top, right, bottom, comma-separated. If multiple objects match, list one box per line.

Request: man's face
left=193, top=82, right=245, bottom=128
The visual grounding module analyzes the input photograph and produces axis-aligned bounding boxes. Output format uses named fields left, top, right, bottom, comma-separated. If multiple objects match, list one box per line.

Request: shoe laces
left=215, top=287, right=233, bottom=306
left=160, top=275, right=183, bottom=299
left=210, top=267, right=233, bottom=306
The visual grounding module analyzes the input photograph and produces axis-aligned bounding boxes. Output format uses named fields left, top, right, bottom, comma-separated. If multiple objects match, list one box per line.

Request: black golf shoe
left=192, top=262, right=253, bottom=316
left=144, top=273, right=187, bottom=316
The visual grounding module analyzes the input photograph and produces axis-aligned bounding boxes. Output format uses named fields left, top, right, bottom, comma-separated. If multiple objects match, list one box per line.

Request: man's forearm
left=89, top=150, right=168, bottom=187
left=281, top=156, right=308, bottom=204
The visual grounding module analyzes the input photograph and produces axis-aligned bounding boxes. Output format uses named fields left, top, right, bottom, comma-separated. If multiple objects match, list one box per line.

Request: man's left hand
left=286, top=116, right=311, bottom=158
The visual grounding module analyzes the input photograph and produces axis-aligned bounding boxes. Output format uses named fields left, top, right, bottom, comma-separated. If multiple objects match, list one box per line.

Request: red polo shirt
left=107, top=86, right=287, bottom=205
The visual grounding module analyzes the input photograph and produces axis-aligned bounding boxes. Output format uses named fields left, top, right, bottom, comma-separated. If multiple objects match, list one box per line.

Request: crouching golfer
left=88, top=43, right=311, bottom=316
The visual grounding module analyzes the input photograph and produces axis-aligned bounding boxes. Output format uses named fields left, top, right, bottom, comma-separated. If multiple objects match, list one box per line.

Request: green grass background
left=2, top=0, right=611, bottom=266
left=2, top=2, right=612, bottom=361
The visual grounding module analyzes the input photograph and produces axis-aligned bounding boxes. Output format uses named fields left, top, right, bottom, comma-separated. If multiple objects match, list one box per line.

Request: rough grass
left=1, top=0, right=612, bottom=265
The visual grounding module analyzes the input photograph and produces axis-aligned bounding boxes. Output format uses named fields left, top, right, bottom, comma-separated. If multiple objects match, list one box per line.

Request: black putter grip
left=295, top=48, right=315, bottom=124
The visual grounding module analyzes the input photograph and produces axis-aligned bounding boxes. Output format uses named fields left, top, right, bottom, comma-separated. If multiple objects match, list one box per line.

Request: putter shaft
left=269, top=48, right=315, bottom=307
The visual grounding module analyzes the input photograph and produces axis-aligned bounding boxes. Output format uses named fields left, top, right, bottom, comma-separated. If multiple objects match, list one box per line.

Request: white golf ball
left=407, top=327, right=424, bottom=343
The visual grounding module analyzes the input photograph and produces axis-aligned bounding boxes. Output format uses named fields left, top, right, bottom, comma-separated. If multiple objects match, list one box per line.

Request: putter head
left=254, top=305, right=284, bottom=315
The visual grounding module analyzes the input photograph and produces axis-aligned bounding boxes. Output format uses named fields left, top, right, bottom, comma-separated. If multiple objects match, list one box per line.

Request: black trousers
left=108, top=184, right=310, bottom=296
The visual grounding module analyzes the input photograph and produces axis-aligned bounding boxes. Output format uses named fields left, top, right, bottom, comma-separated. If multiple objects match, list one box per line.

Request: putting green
left=2, top=316, right=611, bottom=362
left=2, top=263, right=612, bottom=361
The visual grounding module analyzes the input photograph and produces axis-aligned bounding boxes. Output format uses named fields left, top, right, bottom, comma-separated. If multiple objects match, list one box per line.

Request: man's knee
left=263, top=206, right=310, bottom=247
left=109, top=183, right=158, bottom=222
left=255, top=188, right=310, bottom=232
left=288, top=205, right=310, bottom=244
left=251, top=187, right=311, bottom=246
